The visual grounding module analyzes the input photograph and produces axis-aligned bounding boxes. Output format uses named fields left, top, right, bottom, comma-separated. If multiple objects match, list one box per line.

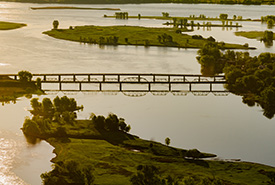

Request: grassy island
left=30, top=6, right=120, bottom=10
left=43, top=25, right=253, bottom=49
left=235, top=31, right=275, bottom=40
left=22, top=96, right=275, bottom=185
left=0, top=71, right=43, bottom=105
left=0, top=21, right=26, bottom=30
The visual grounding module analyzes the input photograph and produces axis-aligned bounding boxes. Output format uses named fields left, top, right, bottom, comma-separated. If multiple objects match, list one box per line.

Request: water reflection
left=0, top=134, right=29, bottom=185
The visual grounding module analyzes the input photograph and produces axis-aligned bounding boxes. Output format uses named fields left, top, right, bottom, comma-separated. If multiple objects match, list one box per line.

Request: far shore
left=30, top=6, right=120, bottom=11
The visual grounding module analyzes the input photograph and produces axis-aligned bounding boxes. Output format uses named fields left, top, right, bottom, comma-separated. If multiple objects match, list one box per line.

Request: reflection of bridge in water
left=10, top=73, right=230, bottom=97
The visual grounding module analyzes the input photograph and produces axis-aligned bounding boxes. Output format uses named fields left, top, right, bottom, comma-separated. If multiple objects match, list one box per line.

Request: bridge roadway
left=6, top=73, right=228, bottom=95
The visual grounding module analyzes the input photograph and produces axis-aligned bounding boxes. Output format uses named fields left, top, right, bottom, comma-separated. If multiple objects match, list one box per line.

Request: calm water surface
left=0, top=2, right=275, bottom=184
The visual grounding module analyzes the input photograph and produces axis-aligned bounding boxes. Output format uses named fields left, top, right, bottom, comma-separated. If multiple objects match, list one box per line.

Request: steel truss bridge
left=6, top=73, right=230, bottom=97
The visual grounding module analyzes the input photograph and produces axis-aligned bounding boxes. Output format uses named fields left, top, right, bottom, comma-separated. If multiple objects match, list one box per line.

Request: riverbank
left=0, top=75, right=43, bottom=105
left=0, top=21, right=26, bottom=30
left=43, top=25, right=254, bottom=49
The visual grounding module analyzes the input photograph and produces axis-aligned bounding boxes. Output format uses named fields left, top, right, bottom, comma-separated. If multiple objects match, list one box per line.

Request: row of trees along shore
left=22, top=96, right=131, bottom=139
left=197, top=42, right=275, bottom=119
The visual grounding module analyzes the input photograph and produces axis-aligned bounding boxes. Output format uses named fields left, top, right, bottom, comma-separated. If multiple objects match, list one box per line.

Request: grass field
left=44, top=25, right=253, bottom=49
left=0, top=21, right=26, bottom=30
left=35, top=119, right=275, bottom=185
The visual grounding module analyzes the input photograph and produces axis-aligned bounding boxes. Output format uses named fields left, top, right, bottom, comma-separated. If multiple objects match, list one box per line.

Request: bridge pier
left=189, top=83, right=192, bottom=91
left=148, top=83, right=151, bottom=91
left=210, top=83, right=212, bottom=92
left=119, top=83, right=122, bottom=91
left=79, top=83, right=82, bottom=91
left=59, top=82, right=62, bottom=91
left=99, top=83, right=102, bottom=91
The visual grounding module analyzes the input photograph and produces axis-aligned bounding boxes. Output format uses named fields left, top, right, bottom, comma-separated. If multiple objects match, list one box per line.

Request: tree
left=53, top=20, right=59, bottom=29
left=219, top=13, right=228, bottom=20
left=165, top=137, right=170, bottom=146
left=18, top=70, right=32, bottom=82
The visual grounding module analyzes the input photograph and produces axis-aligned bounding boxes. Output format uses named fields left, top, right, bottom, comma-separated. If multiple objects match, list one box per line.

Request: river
left=0, top=2, right=275, bottom=184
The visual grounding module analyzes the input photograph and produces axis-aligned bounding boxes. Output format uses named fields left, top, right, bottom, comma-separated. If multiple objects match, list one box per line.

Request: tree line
left=197, top=42, right=275, bottom=119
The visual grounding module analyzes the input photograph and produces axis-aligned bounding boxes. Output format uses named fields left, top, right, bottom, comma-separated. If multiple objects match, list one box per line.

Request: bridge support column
left=59, top=82, right=62, bottom=91
left=99, top=83, right=102, bottom=91
left=119, top=83, right=122, bottom=91
left=14, top=75, right=17, bottom=80
left=73, top=75, right=76, bottom=82
left=88, top=75, right=90, bottom=82
left=58, top=75, right=61, bottom=82
left=189, top=83, right=192, bottom=91
left=148, top=83, right=151, bottom=91
left=210, top=83, right=212, bottom=92
left=79, top=83, right=82, bottom=91
left=169, top=83, right=171, bottom=91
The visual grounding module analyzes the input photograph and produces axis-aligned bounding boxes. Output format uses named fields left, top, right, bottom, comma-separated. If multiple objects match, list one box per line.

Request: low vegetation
left=43, top=24, right=253, bottom=49
left=0, top=71, right=43, bottom=105
left=21, top=96, right=275, bottom=184
left=197, top=43, right=275, bottom=119
left=0, top=21, right=26, bottom=30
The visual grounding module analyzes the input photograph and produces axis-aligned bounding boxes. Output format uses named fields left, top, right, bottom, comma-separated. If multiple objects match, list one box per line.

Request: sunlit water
left=0, top=2, right=275, bottom=184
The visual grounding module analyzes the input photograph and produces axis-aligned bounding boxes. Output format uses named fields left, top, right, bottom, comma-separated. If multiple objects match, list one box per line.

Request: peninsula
left=22, top=96, right=275, bottom=185
left=0, top=21, right=26, bottom=30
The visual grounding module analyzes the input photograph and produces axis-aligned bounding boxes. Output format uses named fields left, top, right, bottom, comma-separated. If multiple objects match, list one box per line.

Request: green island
left=0, top=0, right=274, bottom=5
left=197, top=42, right=275, bottom=119
left=0, top=71, right=43, bottom=105
left=235, top=31, right=275, bottom=40
left=22, top=96, right=275, bottom=185
left=0, top=21, right=26, bottom=30
left=30, top=6, right=120, bottom=10
left=43, top=24, right=253, bottom=49
left=235, top=30, right=274, bottom=47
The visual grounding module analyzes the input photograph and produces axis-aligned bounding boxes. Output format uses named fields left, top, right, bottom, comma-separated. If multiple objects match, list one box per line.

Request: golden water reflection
left=0, top=137, right=29, bottom=185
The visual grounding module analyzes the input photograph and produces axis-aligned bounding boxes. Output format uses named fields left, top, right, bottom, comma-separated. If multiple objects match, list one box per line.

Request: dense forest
left=1, top=0, right=275, bottom=5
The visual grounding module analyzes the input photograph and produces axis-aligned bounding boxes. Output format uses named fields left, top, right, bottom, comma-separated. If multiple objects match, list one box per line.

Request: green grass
left=40, top=120, right=275, bottom=185
left=43, top=25, right=253, bottom=49
left=235, top=31, right=275, bottom=40
left=0, top=21, right=26, bottom=30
